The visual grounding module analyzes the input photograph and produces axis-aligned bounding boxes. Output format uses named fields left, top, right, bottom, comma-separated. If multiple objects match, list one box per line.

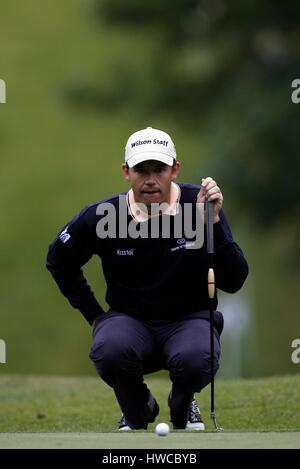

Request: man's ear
left=122, top=163, right=130, bottom=180
left=171, top=161, right=180, bottom=180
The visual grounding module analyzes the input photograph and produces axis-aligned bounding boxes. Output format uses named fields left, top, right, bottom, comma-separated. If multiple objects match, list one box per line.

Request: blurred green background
left=0, top=0, right=299, bottom=378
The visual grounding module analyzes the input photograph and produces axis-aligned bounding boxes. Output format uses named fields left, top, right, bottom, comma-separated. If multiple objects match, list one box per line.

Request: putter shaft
left=206, top=201, right=223, bottom=432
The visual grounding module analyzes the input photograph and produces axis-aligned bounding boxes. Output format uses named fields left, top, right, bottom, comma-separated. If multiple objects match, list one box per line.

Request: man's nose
left=144, top=172, right=156, bottom=184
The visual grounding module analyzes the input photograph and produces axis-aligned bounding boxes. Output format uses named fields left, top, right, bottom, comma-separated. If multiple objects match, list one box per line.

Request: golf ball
left=155, top=422, right=170, bottom=436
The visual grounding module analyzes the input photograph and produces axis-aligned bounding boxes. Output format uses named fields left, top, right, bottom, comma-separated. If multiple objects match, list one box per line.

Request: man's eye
left=134, top=166, right=165, bottom=174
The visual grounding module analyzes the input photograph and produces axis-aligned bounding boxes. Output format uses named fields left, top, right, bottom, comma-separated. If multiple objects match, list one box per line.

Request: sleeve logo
left=59, top=226, right=71, bottom=243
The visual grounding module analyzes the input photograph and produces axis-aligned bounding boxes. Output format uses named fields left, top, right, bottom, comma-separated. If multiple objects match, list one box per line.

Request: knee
left=168, top=348, right=220, bottom=382
left=90, top=336, right=125, bottom=365
left=89, top=337, right=139, bottom=375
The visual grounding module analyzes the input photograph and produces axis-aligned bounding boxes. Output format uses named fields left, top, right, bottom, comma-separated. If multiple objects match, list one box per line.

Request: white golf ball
left=155, top=422, right=170, bottom=436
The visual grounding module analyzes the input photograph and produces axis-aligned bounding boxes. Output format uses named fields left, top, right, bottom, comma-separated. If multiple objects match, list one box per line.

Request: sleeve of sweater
left=212, top=209, right=249, bottom=293
left=46, top=205, right=105, bottom=325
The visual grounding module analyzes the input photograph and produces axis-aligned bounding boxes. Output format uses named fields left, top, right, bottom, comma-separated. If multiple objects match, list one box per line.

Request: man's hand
left=198, top=177, right=223, bottom=223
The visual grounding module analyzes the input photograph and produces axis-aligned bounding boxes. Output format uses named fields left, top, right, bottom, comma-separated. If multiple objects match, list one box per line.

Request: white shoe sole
left=119, top=425, right=131, bottom=431
left=185, top=422, right=205, bottom=431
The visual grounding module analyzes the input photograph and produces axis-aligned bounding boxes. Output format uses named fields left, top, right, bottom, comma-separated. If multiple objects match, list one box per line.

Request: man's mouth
left=142, top=189, right=161, bottom=194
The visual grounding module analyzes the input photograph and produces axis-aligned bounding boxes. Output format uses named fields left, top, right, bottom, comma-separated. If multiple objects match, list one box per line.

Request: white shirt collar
left=126, top=182, right=181, bottom=222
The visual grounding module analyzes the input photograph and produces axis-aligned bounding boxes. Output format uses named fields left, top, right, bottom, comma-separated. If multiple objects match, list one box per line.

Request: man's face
left=122, top=160, right=180, bottom=207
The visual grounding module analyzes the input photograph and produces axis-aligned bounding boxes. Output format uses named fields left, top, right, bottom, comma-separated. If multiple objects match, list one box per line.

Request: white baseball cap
left=125, top=127, right=176, bottom=168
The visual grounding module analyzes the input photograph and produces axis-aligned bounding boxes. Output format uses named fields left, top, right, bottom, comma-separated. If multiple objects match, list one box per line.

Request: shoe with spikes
left=186, top=397, right=205, bottom=430
left=168, top=393, right=205, bottom=431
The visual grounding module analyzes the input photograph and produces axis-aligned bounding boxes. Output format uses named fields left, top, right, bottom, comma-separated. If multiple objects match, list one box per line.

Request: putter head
left=210, top=412, right=224, bottom=432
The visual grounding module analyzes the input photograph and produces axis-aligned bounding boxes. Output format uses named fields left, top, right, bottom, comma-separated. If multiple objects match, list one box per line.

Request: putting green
left=0, top=432, right=299, bottom=449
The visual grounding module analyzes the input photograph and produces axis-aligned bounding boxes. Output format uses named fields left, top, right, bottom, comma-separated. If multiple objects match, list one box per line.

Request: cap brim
left=126, top=153, right=175, bottom=168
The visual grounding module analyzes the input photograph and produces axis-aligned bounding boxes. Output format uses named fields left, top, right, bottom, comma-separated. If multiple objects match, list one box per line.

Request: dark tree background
left=87, top=0, right=300, bottom=229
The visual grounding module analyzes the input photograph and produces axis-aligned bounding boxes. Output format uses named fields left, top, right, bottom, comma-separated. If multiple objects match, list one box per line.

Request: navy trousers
left=89, top=309, right=223, bottom=429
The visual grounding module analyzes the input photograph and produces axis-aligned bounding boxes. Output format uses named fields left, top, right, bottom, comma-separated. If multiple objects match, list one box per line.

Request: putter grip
left=206, top=201, right=214, bottom=254
left=208, top=268, right=215, bottom=299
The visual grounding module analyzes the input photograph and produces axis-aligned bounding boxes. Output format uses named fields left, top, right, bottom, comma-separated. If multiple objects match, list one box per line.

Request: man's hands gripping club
left=198, top=177, right=223, bottom=224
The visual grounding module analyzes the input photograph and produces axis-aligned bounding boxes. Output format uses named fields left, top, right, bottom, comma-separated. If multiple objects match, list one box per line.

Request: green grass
left=1, top=432, right=300, bottom=449
left=0, top=373, right=299, bottom=433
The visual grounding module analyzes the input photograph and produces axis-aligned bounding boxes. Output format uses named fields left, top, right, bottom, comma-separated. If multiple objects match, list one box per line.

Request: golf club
left=206, top=200, right=223, bottom=432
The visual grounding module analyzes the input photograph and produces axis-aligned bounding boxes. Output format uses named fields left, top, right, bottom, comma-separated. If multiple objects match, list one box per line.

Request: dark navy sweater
left=46, top=183, right=248, bottom=324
